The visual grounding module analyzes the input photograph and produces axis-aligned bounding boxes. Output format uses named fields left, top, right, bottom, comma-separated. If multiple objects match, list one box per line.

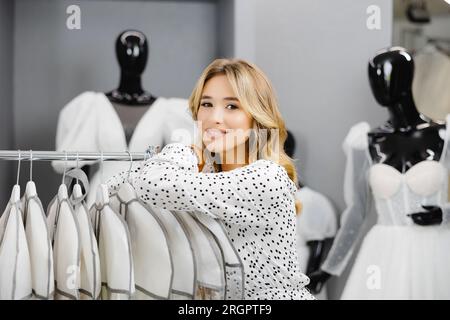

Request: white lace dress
left=321, top=116, right=450, bottom=299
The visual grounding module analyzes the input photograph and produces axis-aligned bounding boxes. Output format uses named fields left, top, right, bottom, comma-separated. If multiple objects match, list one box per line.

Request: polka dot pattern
left=107, top=143, right=315, bottom=300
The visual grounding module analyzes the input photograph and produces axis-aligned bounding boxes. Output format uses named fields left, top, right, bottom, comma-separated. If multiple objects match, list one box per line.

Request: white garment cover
left=149, top=207, right=196, bottom=299
left=71, top=184, right=101, bottom=300
left=51, top=92, right=195, bottom=207
left=109, top=183, right=173, bottom=300
left=47, top=184, right=81, bottom=300
left=90, top=184, right=135, bottom=300
left=321, top=115, right=450, bottom=299
left=194, top=212, right=244, bottom=300
left=295, top=187, right=337, bottom=300
left=413, top=44, right=450, bottom=121
left=21, top=181, right=54, bottom=299
left=0, top=185, right=32, bottom=300
left=175, top=212, right=226, bottom=300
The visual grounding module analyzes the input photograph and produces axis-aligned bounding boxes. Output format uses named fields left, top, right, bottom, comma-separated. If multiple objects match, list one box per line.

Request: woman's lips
left=205, top=128, right=228, bottom=139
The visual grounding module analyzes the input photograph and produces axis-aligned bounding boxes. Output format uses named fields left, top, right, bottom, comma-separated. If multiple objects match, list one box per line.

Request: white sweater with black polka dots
left=107, top=143, right=315, bottom=300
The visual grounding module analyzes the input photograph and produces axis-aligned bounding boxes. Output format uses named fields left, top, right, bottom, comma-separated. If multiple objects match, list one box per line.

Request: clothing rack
left=426, top=37, right=450, bottom=56
left=427, top=37, right=450, bottom=44
left=0, top=149, right=159, bottom=161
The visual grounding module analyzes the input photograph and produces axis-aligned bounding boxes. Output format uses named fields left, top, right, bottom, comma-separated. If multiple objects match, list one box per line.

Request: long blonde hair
left=188, top=58, right=302, bottom=214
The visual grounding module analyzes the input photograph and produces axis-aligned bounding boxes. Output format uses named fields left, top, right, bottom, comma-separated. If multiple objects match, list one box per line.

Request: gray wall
left=228, top=0, right=392, bottom=299
left=0, top=0, right=14, bottom=209
left=13, top=0, right=218, bottom=206
left=217, top=0, right=234, bottom=58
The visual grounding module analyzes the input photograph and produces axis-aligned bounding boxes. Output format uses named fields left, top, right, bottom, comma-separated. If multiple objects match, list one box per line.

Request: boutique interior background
left=393, top=0, right=450, bottom=198
left=0, top=0, right=395, bottom=299
left=393, top=0, right=450, bottom=52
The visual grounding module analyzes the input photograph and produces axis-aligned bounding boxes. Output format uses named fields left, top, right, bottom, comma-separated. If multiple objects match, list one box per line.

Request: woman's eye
left=200, top=102, right=212, bottom=108
left=226, top=104, right=238, bottom=110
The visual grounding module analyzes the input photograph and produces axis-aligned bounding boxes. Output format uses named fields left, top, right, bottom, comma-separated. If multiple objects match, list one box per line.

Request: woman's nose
left=210, top=105, right=224, bottom=123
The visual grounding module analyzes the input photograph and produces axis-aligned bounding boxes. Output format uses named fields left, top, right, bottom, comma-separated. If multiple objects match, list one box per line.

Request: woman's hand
left=307, top=270, right=332, bottom=294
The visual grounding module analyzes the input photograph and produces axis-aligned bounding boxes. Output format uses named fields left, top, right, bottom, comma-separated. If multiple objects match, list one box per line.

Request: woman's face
left=197, top=74, right=253, bottom=162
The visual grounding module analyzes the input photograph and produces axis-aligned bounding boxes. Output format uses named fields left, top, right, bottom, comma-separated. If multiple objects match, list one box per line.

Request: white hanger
left=96, top=151, right=109, bottom=206
left=58, top=151, right=68, bottom=201
left=25, top=150, right=37, bottom=197
left=72, top=151, right=83, bottom=199
left=117, top=150, right=137, bottom=201
left=125, top=150, right=133, bottom=183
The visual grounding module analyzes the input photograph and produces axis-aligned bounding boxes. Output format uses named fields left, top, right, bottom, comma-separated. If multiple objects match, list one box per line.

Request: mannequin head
left=368, top=47, right=415, bottom=107
left=115, top=30, right=148, bottom=76
left=284, top=130, right=296, bottom=158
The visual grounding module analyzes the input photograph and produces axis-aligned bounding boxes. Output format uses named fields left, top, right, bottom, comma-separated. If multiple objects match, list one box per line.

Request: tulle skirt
left=341, top=224, right=450, bottom=300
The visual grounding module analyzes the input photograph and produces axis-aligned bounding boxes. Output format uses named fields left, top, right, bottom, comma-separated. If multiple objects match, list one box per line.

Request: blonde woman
left=108, top=59, right=314, bottom=300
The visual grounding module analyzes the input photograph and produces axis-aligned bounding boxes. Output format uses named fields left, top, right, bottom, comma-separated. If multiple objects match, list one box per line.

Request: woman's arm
left=106, top=143, right=296, bottom=221
left=319, top=123, right=372, bottom=276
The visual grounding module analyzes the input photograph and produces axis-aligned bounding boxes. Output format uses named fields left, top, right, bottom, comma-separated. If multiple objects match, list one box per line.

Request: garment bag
left=0, top=185, right=32, bottom=300
left=150, top=207, right=196, bottom=300
left=21, top=181, right=54, bottom=299
left=47, top=184, right=81, bottom=299
left=71, top=183, right=101, bottom=300
left=109, top=182, right=173, bottom=300
left=175, top=212, right=225, bottom=300
left=89, top=184, right=135, bottom=299
left=194, top=213, right=244, bottom=300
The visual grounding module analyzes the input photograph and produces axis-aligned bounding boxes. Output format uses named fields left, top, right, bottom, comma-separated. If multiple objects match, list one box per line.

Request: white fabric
left=341, top=224, right=450, bottom=299
left=321, top=122, right=373, bottom=276
left=21, top=181, right=54, bottom=299
left=0, top=185, right=32, bottom=300
left=89, top=184, right=135, bottom=300
left=322, top=115, right=450, bottom=299
left=295, top=187, right=337, bottom=300
left=106, top=143, right=314, bottom=300
left=51, top=92, right=195, bottom=207
left=71, top=184, right=101, bottom=300
left=47, top=184, right=81, bottom=300
left=295, top=187, right=337, bottom=244
left=175, top=212, right=226, bottom=300
left=194, top=212, right=245, bottom=300
left=149, top=207, right=196, bottom=300
left=413, top=44, right=450, bottom=121
left=370, top=161, right=446, bottom=199
left=109, top=183, right=173, bottom=300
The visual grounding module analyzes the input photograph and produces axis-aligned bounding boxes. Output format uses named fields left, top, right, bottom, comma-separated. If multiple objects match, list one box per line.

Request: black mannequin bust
left=106, top=29, right=157, bottom=106
left=105, top=30, right=158, bottom=146
left=367, top=47, right=444, bottom=226
left=307, top=46, right=446, bottom=294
